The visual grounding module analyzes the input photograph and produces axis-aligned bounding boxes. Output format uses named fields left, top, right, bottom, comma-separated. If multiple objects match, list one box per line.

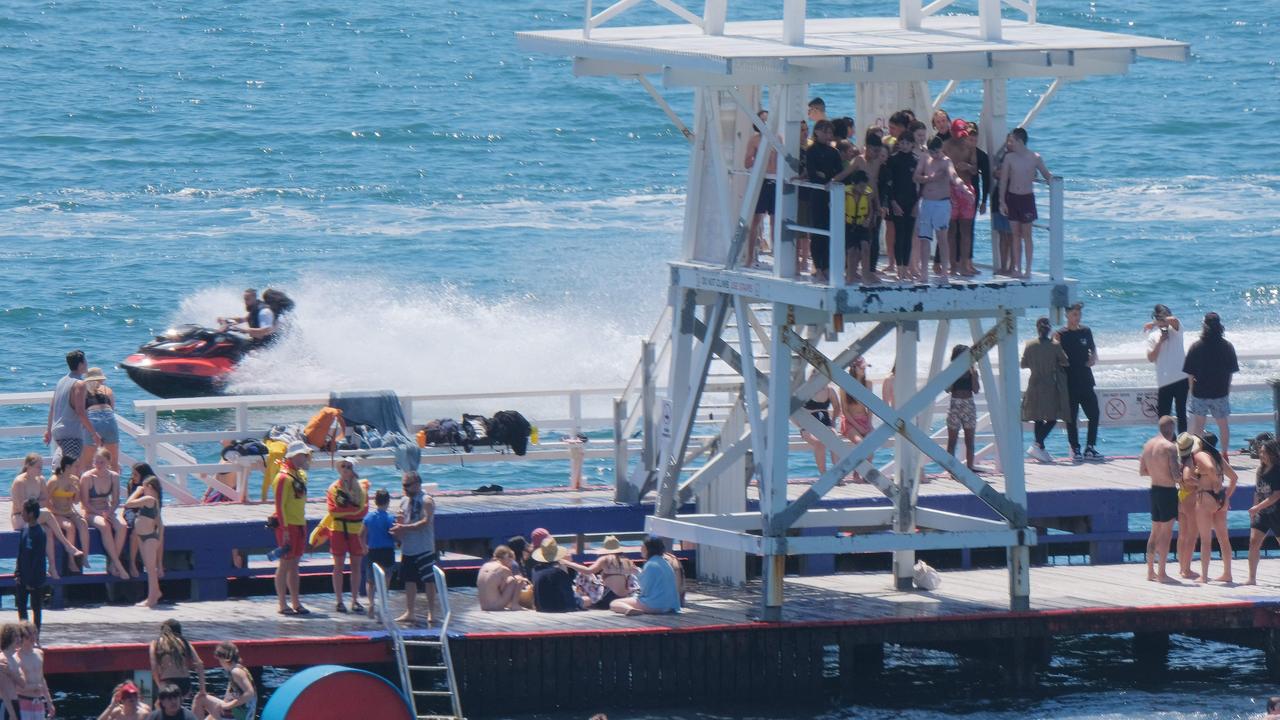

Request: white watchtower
left=519, top=1, right=1186, bottom=619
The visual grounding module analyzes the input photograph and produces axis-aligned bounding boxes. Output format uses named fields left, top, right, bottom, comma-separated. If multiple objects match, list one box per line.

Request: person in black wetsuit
left=799, top=372, right=842, bottom=475
left=879, top=134, right=919, bottom=282
left=803, top=120, right=845, bottom=282
left=1056, top=302, right=1102, bottom=462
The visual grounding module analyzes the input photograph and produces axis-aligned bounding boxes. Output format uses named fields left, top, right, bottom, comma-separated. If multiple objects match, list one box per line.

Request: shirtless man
left=15, top=622, right=53, bottom=720
left=743, top=109, right=777, bottom=268
left=998, top=127, right=1053, bottom=279
left=477, top=546, right=527, bottom=611
left=1140, top=416, right=1181, bottom=583
left=912, top=136, right=967, bottom=283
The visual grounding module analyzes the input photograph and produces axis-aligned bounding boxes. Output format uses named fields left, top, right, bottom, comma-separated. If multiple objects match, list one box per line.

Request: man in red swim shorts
left=998, top=127, right=1053, bottom=279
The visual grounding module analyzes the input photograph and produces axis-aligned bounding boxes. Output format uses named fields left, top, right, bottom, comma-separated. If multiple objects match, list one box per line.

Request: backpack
left=304, top=406, right=346, bottom=453
left=221, top=439, right=268, bottom=462
left=487, top=410, right=533, bottom=456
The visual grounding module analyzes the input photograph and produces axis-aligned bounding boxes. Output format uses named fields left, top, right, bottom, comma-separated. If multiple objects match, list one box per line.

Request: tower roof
left=517, top=15, right=1188, bottom=85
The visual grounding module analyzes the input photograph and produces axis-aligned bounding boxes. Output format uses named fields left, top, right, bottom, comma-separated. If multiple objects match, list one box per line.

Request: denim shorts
left=88, top=409, right=120, bottom=444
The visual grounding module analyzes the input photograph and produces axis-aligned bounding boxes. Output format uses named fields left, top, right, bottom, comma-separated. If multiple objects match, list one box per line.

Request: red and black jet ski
left=120, top=324, right=251, bottom=398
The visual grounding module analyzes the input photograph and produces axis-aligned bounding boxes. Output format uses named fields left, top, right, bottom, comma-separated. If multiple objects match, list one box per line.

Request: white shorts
left=916, top=198, right=952, bottom=241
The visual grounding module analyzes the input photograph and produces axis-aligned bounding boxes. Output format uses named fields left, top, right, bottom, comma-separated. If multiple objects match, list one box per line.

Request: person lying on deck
left=477, top=545, right=529, bottom=611
left=610, top=537, right=680, bottom=616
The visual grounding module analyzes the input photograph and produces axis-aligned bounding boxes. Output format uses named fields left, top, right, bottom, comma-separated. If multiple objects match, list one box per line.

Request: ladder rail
left=433, top=565, right=464, bottom=720
left=372, top=564, right=414, bottom=707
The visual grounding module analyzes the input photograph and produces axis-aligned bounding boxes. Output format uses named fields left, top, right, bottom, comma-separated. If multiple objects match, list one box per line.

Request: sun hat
left=950, top=118, right=969, bottom=138
left=285, top=440, right=312, bottom=458
left=597, top=535, right=625, bottom=555
left=1176, top=432, right=1199, bottom=458
left=336, top=456, right=359, bottom=467
left=529, top=527, right=550, bottom=549
left=84, top=367, right=107, bottom=383
left=531, top=537, right=570, bottom=563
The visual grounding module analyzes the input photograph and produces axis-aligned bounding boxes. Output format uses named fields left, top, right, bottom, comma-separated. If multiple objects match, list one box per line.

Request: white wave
left=1067, top=174, right=1280, bottom=224
left=173, top=278, right=647, bottom=414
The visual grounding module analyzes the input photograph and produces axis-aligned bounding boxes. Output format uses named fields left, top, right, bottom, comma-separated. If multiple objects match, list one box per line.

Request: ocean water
left=0, top=0, right=1277, bottom=715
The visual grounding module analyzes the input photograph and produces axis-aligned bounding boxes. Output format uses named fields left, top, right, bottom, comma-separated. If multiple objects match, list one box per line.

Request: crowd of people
left=747, top=98, right=1052, bottom=285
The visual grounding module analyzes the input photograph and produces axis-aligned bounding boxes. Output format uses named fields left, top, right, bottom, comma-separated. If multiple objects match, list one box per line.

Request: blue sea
left=1, top=0, right=1277, bottom=716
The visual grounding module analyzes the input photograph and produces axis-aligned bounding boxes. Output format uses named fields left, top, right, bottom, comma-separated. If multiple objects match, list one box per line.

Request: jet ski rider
left=217, top=287, right=285, bottom=345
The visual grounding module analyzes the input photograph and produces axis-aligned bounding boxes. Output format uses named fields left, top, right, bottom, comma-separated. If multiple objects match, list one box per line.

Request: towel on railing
left=328, top=390, right=420, bottom=470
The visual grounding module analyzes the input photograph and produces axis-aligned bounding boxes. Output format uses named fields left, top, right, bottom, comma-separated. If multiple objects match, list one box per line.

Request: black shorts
left=1150, top=485, right=1178, bottom=523
left=401, top=550, right=438, bottom=591
left=367, top=547, right=395, bottom=571
left=846, top=223, right=870, bottom=250
left=755, top=179, right=776, bottom=215
left=1252, top=511, right=1280, bottom=537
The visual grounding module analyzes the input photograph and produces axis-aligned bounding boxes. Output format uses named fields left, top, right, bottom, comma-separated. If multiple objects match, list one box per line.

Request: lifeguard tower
left=519, top=1, right=1186, bottom=620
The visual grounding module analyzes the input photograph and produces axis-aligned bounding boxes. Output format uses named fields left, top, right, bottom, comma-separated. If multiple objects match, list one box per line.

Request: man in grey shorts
left=42, top=350, right=100, bottom=475
left=1182, top=312, right=1239, bottom=457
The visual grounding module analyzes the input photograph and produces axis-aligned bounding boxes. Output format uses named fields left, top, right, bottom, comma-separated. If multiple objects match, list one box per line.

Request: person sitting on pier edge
left=802, top=119, right=843, bottom=283
left=46, top=453, right=90, bottom=573
left=506, top=535, right=536, bottom=608
left=325, top=457, right=369, bottom=614
left=149, top=683, right=198, bottom=720
left=1140, top=416, right=1181, bottom=583
left=393, top=470, right=439, bottom=625
left=149, top=619, right=206, bottom=705
left=44, top=349, right=101, bottom=477
left=1246, top=438, right=1280, bottom=585
left=14, top=500, right=48, bottom=633
left=530, top=537, right=583, bottom=612
left=192, top=641, right=256, bottom=720
left=10, top=453, right=85, bottom=580
left=1184, top=432, right=1238, bottom=584
left=611, top=537, right=680, bottom=616
left=81, top=447, right=130, bottom=579
left=272, top=441, right=311, bottom=616
left=1182, top=311, right=1239, bottom=458
left=527, top=527, right=550, bottom=576
left=362, top=488, right=396, bottom=618
left=478, top=545, right=529, bottom=611
left=99, top=681, right=151, bottom=720
left=1056, top=302, right=1103, bottom=462
left=1022, top=317, right=1070, bottom=464
left=1145, top=304, right=1189, bottom=433
left=945, top=344, right=981, bottom=473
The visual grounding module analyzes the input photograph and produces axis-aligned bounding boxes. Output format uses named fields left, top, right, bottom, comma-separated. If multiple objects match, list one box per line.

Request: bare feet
left=1245, top=578, right=1258, bottom=586
left=1157, top=574, right=1179, bottom=585
left=1214, top=575, right=1233, bottom=584
left=1181, top=569, right=1200, bottom=580
left=395, top=611, right=415, bottom=624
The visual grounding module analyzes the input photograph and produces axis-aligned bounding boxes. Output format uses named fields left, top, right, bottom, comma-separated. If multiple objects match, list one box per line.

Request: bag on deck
left=913, top=560, right=942, bottom=591
left=304, top=406, right=346, bottom=453
left=221, top=439, right=268, bottom=462
left=487, top=410, right=533, bottom=456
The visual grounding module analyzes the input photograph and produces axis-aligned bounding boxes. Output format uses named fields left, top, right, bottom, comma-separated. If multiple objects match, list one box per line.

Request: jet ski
left=120, top=324, right=251, bottom=398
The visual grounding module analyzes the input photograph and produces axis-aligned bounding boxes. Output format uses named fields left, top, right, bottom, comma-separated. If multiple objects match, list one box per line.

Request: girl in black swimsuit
left=1189, top=433, right=1238, bottom=584
left=799, top=372, right=842, bottom=475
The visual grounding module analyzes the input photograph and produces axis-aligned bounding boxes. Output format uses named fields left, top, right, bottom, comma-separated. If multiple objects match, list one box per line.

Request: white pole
left=783, top=0, right=806, bottom=45
left=978, top=0, right=1002, bottom=40
left=828, top=184, right=845, bottom=287
left=1049, top=176, right=1065, bottom=284
left=996, top=310, right=1030, bottom=610
left=892, top=321, right=920, bottom=590
left=703, top=0, right=727, bottom=35
left=900, top=0, right=923, bottom=30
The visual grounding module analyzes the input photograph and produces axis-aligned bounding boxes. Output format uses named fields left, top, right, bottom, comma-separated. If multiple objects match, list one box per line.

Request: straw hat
left=84, top=367, right=107, bottom=383
left=597, top=535, right=625, bottom=555
left=285, top=440, right=312, bottom=458
left=531, top=537, right=569, bottom=563
left=1176, top=432, right=1199, bottom=459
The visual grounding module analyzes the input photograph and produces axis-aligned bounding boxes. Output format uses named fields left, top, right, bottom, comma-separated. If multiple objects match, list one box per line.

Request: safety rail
left=372, top=563, right=412, bottom=697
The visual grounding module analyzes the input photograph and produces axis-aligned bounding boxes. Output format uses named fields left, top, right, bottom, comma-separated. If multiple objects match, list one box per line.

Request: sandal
left=350, top=601, right=365, bottom=613
left=293, top=606, right=312, bottom=615
left=278, top=607, right=297, bottom=616
left=335, top=602, right=348, bottom=613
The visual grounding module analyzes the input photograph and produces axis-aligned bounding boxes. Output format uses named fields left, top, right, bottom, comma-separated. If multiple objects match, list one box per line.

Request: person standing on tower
left=1056, top=302, right=1103, bottom=461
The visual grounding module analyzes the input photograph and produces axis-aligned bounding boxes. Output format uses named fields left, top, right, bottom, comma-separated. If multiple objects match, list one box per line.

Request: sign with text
left=1095, top=388, right=1160, bottom=425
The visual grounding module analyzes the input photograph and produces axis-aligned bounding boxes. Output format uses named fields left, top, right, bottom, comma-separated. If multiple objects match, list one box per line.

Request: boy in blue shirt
left=362, top=489, right=396, bottom=618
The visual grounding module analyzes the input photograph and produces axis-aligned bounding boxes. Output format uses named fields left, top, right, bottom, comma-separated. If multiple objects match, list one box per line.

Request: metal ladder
left=373, top=564, right=464, bottom=720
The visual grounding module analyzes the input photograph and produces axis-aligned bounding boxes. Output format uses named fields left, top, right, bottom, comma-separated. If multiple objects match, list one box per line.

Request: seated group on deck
left=477, top=531, right=684, bottom=616
left=746, top=98, right=1050, bottom=285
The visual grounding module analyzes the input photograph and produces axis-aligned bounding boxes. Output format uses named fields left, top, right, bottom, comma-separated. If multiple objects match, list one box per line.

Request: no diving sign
left=1095, top=389, right=1160, bottom=425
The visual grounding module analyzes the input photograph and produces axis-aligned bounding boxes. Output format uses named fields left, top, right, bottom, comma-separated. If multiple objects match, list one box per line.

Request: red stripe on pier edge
left=44, top=635, right=391, bottom=675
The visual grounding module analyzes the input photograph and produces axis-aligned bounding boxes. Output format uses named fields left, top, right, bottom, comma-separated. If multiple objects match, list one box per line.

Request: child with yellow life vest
left=308, top=457, right=370, bottom=613
left=844, top=168, right=879, bottom=285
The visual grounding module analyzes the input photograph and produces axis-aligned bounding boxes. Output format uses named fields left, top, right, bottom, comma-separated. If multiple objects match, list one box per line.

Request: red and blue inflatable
left=260, top=665, right=414, bottom=720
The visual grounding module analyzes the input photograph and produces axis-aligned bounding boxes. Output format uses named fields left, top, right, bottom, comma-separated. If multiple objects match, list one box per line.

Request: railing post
left=613, top=397, right=636, bottom=503
left=143, top=407, right=158, bottom=468
left=640, top=339, right=657, bottom=477
left=829, top=182, right=846, bottom=287
left=569, top=391, right=583, bottom=437
left=584, top=0, right=592, bottom=37
left=1049, top=176, right=1065, bottom=283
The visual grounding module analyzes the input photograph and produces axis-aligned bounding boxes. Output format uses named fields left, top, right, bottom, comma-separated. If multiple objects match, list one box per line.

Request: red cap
left=950, top=118, right=969, bottom=137
left=119, top=682, right=139, bottom=698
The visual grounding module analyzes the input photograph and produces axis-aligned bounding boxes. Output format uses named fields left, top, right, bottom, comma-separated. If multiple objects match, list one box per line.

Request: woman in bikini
left=10, top=453, right=85, bottom=579
left=799, top=370, right=842, bottom=474
left=1186, top=432, right=1238, bottom=584
left=46, top=454, right=91, bottom=570
left=193, top=641, right=256, bottom=720
left=126, top=475, right=165, bottom=607
left=124, top=463, right=163, bottom=579
left=837, top=358, right=876, bottom=483
left=80, top=447, right=130, bottom=578
left=148, top=619, right=205, bottom=703
left=565, top=535, right=637, bottom=609
left=83, top=367, right=121, bottom=474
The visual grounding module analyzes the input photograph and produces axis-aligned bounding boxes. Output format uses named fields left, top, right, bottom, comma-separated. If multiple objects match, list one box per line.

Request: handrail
left=433, top=564, right=464, bottom=720
left=372, top=563, right=413, bottom=701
